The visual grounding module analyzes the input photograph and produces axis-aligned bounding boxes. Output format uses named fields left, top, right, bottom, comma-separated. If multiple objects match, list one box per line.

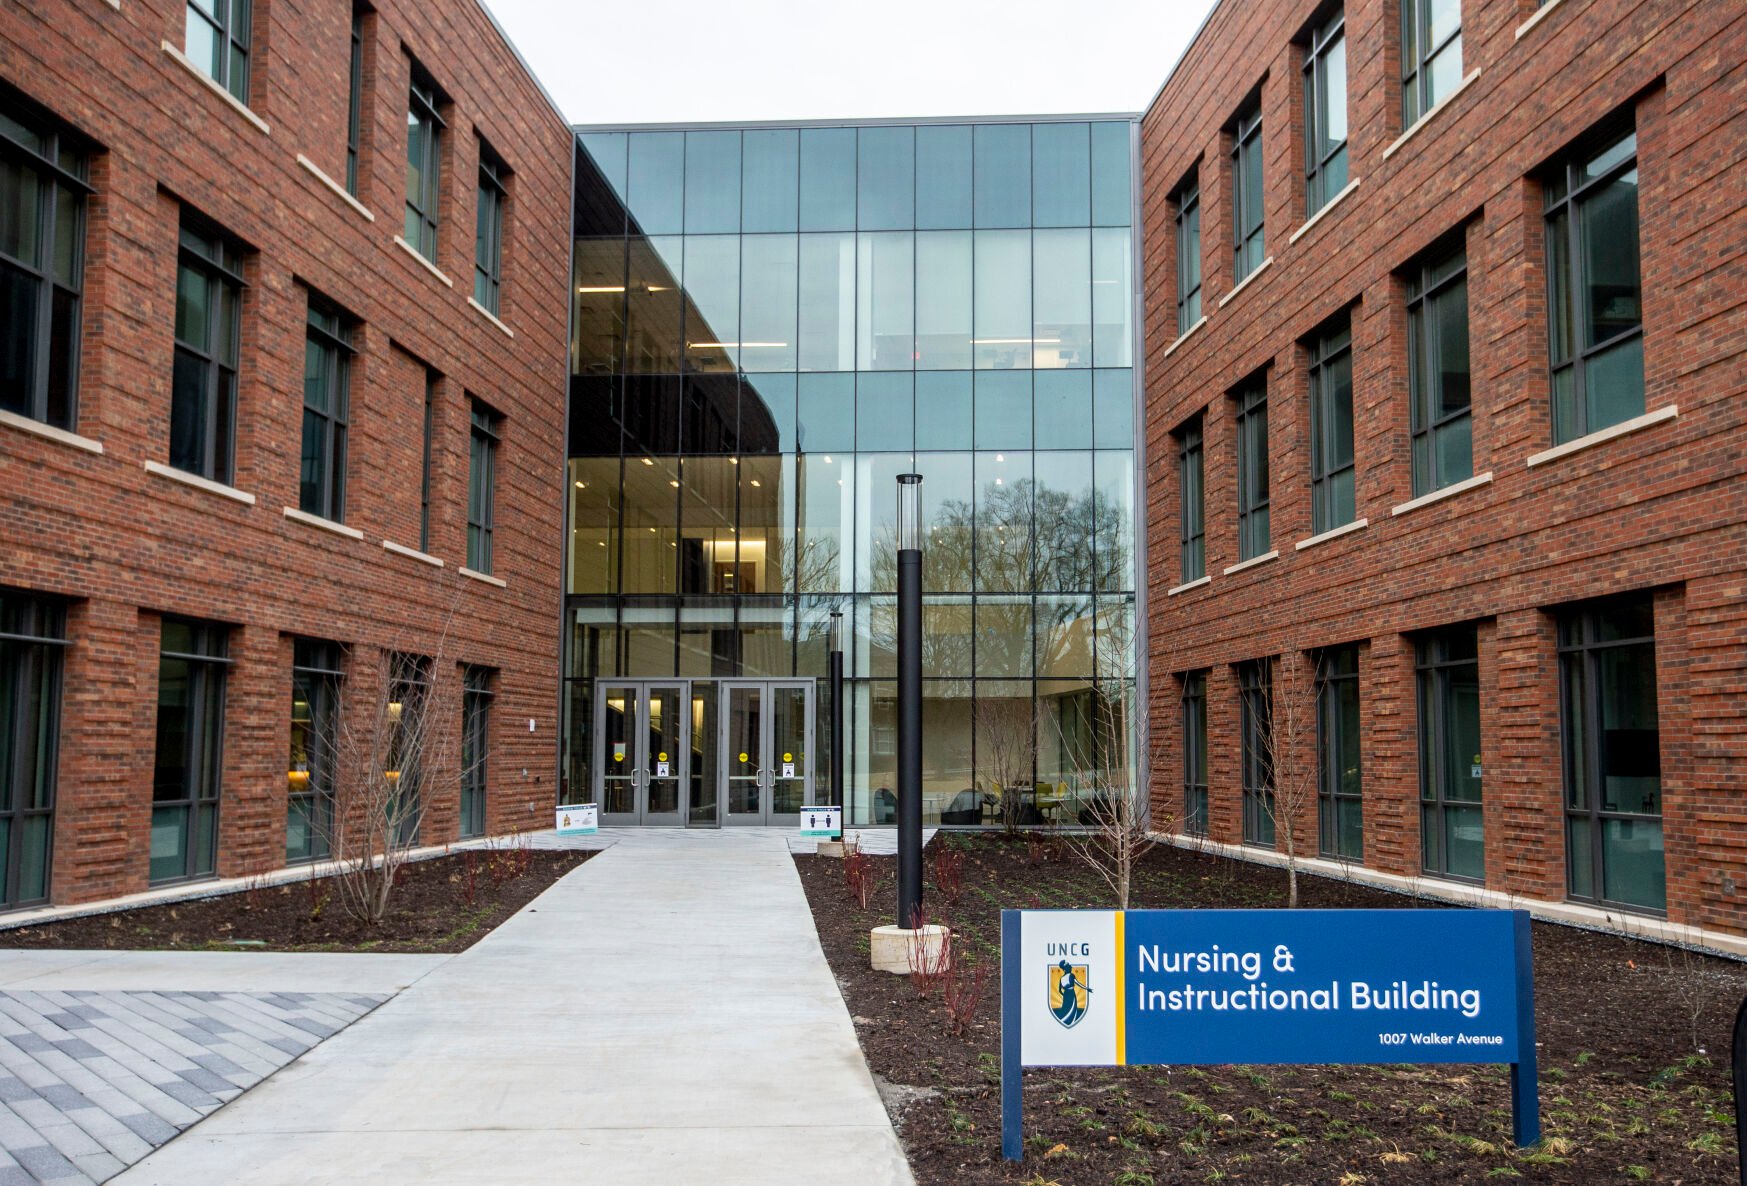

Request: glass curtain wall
left=564, top=120, right=1139, bottom=826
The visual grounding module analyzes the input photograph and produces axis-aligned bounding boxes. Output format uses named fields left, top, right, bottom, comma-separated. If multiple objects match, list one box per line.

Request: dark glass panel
left=740, top=373, right=794, bottom=454
left=973, top=370, right=1031, bottom=451
left=1092, top=369, right=1133, bottom=449
left=799, top=128, right=856, bottom=232
left=742, top=129, right=799, bottom=233
left=796, top=372, right=854, bottom=454
left=855, top=372, right=913, bottom=452
left=916, top=124, right=972, bottom=229
left=626, top=132, right=684, bottom=235
left=575, top=134, right=628, bottom=236
left=1032, top=122, right=1090, bottom=228
left=684, top=130, right=741, bottom=235
left=973, top=123, right=1030, bottom=228
left=681, top=373, right=740, bottom=454
left=1090, top=122, right=1132, bottom=226
left=624, top=236, right=684, bottom=373
left=913, top=371, right=972, bottom=449
left=1033, top=370, right=1092, bottom=450
left=857, top=125, right=914, bottom=231
left=0, top=263, right=34, bottom=416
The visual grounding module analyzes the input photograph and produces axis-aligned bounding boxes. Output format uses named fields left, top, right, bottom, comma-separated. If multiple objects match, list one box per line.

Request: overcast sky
left=483, top=0, right=1218, bottom=127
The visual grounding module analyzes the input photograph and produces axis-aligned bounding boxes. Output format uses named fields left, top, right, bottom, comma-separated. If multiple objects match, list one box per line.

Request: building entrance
left=591, top=678, right=814, bottom=826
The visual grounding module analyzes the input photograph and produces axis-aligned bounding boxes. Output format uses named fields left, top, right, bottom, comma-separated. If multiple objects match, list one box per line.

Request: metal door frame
left=717, top=679, right=815, bottom=827
left=592, top=680, right=689, bottom=826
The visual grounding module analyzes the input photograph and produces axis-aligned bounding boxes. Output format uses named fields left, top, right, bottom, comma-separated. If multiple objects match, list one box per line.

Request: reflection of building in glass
left=562, top=120, right=1141, bottom=827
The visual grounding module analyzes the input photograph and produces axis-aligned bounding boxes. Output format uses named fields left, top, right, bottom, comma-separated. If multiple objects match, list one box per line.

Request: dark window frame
left=1545, top=126, right=1643, bottom=444
left=287, top=638, right=342, bottom=864
left=1234, top=379, right=1270, bottom=560
left=0, top=96, right=90, bottom=432
left=345, top=5, right=364, bottom=195
left=1315, top=645, right=1362, bottom=860
left=1401, top=0, right=1462, bottom=127
left=1238, top=658, right=1274, bottom=847
left=1417, top=625, right=1483, bottom=882
left=1231, top=101, right=1265, bottom=282
left=151, top=618, right=230, bottom=886
left=474, top=141, right=508, bottom=315
left=387, top=651, right=431, bottom=848
left=1307, top=316, right=1355, bottom=534
left=300, top=296, right=354, bottom=522
left=184, top=0, right=253, bottom=104
left=461, top=665, right=492, bottom=839
left=1559, top=594, right=1664, bottom=914
left=1302, top=7, right=1349, bottom=214
left=1181, top=670, right=1208, bottom=837
left=1406, top=240, right=1472, bottom=496
left=467, top=399, right=500, bottom=574
left=1173, top=171, right=1202, bottom=335
left=403, top=60, right=445, bottom=261
left=1177, top=416, right=1205, bottom=583
left=0, top=592, right=66, bottom=910
left=171, top=214, right=245, bottom=484
left=419, top=372, right=435, bottom=552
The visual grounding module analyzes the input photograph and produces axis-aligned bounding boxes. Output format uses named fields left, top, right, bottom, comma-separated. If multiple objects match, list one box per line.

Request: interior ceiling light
left=750, top=479, right=762, bottom=487
left=669, top=479, right=680, bottom=487
left=641, top=457, right=655, bottom=466
left=575, top=285, right=625, bottom=293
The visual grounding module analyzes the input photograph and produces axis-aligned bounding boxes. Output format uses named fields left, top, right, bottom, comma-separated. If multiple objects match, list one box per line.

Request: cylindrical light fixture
left=896, top=472, right=923, bottom=552
left=895, top=473, right=925, bottom=929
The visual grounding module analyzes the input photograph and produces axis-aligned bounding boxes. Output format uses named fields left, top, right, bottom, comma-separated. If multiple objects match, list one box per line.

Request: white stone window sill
left=394, top=236, right=454, bottom=288
left=145, top=460, right=255, bottom=504
left=1222, top=549, right=1279, bottom=577
left=1516, top=0, right=1569, bottom=40
left=1217, top=256, right=1274, bottom=309
left=103, top=0, right=119, bottom=8
left=296, top=155, right=374, bottom=222
left=1525, top=406, right=1678, bottom=468
left=467, top=297, right=515, bottom=338
left=161, top=41, right=270, bottom=135
left=283, top=506, right=364, bottom=539
left=1167, top=575, right=1211, bottom=597
left=1383, top=69, right=1481, bottom=160
left=1, top=409, right=104, bottom=454
left=1288, top=178, right=1362, bottom=246
left=1162, top=317, right=1207, bottom=360
left=383, top=540, right=443, bottom=567
left=1295, top=517, right=1369, bottom=551
left=1392, top=470, right=1494, bottom=516
left=459, top=566, right=507, bottom=588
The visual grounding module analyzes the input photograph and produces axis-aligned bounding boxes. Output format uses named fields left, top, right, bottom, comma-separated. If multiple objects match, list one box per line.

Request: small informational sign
left=613, top=743, right=626, bottom=762
left=1001, top=908, right=1538, bottom=1160
left=555, top=803, right=599, bottom=835
left=799, top=805, right=841, bottom=839
left=656, top=761, right=670, bottom=778
left=782, top=761, right=796, bottom=778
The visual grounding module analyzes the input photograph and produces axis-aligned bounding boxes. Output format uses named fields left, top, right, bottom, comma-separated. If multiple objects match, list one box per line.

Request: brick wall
left=0, top=0, right=574, bottom=904
left=1140, top=0, right=1747, bottom=932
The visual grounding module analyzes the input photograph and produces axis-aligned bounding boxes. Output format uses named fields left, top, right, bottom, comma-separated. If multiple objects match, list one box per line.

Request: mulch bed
left=797, top=833, right=1747, bottom=1185
left=0, top=848, right=594, bottom=954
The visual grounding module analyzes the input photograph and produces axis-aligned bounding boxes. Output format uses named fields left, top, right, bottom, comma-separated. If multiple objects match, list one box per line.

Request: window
left=1307, top=316, right=1355, bottom=534
left=152, top=618, right=227, bottom=884
left=1174, top=172, right=1202, bottom=334
left=0, top=592, right=64, bottom=909
left=1546, top=127, right=1643, bottom=443
left=0, top=96, right=88, bottom=432
left=474, top=141, right=508, bottom=314
left=1402, top=0, right=1462, bottom=127
left=1231, top=101, right=1265, bottom=282
left=461, top=666, right=492, bottom=839
left=1234, top=379, right=1270, bottom=560
left=385, top=652, right=429, bottom=848
left=300, top=297, right=353, bottom=522
left=1560, top=594, right=1663, bottom=912
left=287, top=639, right=341, bottom=864
left=1407, top=242, right=1472, bottom=495
left=1178, top=417, right=1205, bottom=582
left=467, top=400, right=500, bottom=574
left=171, top=215, right=243, bottom=483
left=184, top=0, right=252, bottom=104
left=419, top=372, right=435, bottom=552
left=1417, top=625, right=1483, bottom=880
left=345, top=5, right=364, bottom=195
left=1303, top=8, right=1349, bottom=213
left=1316, top=646, right=1361, bottom=860
left=1181, top=671, right=1207, bottom=836
left=1238, top=659, right=1274, bottom=846
left=404, top=61, right=444, bottom=260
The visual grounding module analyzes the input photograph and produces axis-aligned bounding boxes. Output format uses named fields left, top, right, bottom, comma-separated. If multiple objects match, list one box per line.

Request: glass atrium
left=562, top=118, right=1140, bottom=828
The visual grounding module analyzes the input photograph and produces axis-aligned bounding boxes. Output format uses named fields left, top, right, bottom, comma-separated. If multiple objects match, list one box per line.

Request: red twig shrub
left=457, top=850, right=481, bottom=906
left=942, top=953, right=989, bottom=1037
left=930, top=844, right=965, bottom=906
left=906, top=910, right=953, bottom=999
left=844, top=850, right=876, bottom=910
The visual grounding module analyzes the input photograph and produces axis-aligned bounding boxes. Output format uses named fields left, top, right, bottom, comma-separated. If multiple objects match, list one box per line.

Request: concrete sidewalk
left=114, top=829, right=913, bottom=1185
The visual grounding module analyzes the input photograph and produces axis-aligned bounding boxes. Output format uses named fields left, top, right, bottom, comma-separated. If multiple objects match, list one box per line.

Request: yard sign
left=1000, top=908, right=1539, bottom=1160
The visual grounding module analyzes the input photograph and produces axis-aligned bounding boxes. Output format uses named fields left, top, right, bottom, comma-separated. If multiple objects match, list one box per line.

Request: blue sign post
left=1000, top=908, right=1539, bottom=1161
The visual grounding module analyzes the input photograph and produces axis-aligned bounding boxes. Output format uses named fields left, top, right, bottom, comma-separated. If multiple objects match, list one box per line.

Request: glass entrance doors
left=721, top=680, right=813, bottom=827
left=594, top=682, right=688, bottom=826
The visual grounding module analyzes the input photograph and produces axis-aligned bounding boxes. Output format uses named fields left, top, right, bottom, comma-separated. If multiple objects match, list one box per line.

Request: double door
left=721, top=680, right=813, bottom=828
left=596, top=682, right=690, bottom=826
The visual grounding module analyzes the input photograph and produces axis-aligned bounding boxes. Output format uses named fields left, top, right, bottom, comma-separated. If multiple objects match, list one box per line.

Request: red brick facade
left=1141, top=0, right=1747, bottom=934
left=0, top=0, right=573, bottom=903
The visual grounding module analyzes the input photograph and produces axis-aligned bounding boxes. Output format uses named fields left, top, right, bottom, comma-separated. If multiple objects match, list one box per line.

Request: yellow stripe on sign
left=1113, top=911, right=1126, bottom=1065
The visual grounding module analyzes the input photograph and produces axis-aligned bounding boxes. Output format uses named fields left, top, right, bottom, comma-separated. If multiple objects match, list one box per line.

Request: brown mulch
left=0, top=847, right=593, bottom=954
left=798, top=833, right=1747, bottom=1185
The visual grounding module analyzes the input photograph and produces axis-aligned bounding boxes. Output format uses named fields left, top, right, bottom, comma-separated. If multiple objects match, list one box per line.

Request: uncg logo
left=1047, top=959, right=1091, bottom=1029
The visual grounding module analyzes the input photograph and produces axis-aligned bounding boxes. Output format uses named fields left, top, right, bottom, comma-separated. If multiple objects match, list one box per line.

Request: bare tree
left=1255, top=651, right=1322, bottom=909
left=972, top=694, right=1037, bottom=832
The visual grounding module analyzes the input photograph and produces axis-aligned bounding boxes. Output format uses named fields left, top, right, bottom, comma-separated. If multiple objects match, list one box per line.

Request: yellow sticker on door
left=739, top=752, right=749, bottom=763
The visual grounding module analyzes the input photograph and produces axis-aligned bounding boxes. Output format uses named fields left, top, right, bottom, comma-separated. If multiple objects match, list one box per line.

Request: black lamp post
left=896, top=473, right=924, bottom=929
left=828, top=608, right=844, bottom=838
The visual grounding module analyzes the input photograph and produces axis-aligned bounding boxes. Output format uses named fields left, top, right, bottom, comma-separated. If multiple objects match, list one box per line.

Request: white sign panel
left=1019, top=910, right=1119, bottom=1067
left=799, top=805, right=841, bottom=838
left=656, top=761, right=670, bottom=778
left=555, top=803, right=598, bottom=835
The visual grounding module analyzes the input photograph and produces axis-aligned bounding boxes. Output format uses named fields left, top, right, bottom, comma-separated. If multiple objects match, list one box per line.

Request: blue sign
left=1000, top=908, right=1538, bottom=1160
